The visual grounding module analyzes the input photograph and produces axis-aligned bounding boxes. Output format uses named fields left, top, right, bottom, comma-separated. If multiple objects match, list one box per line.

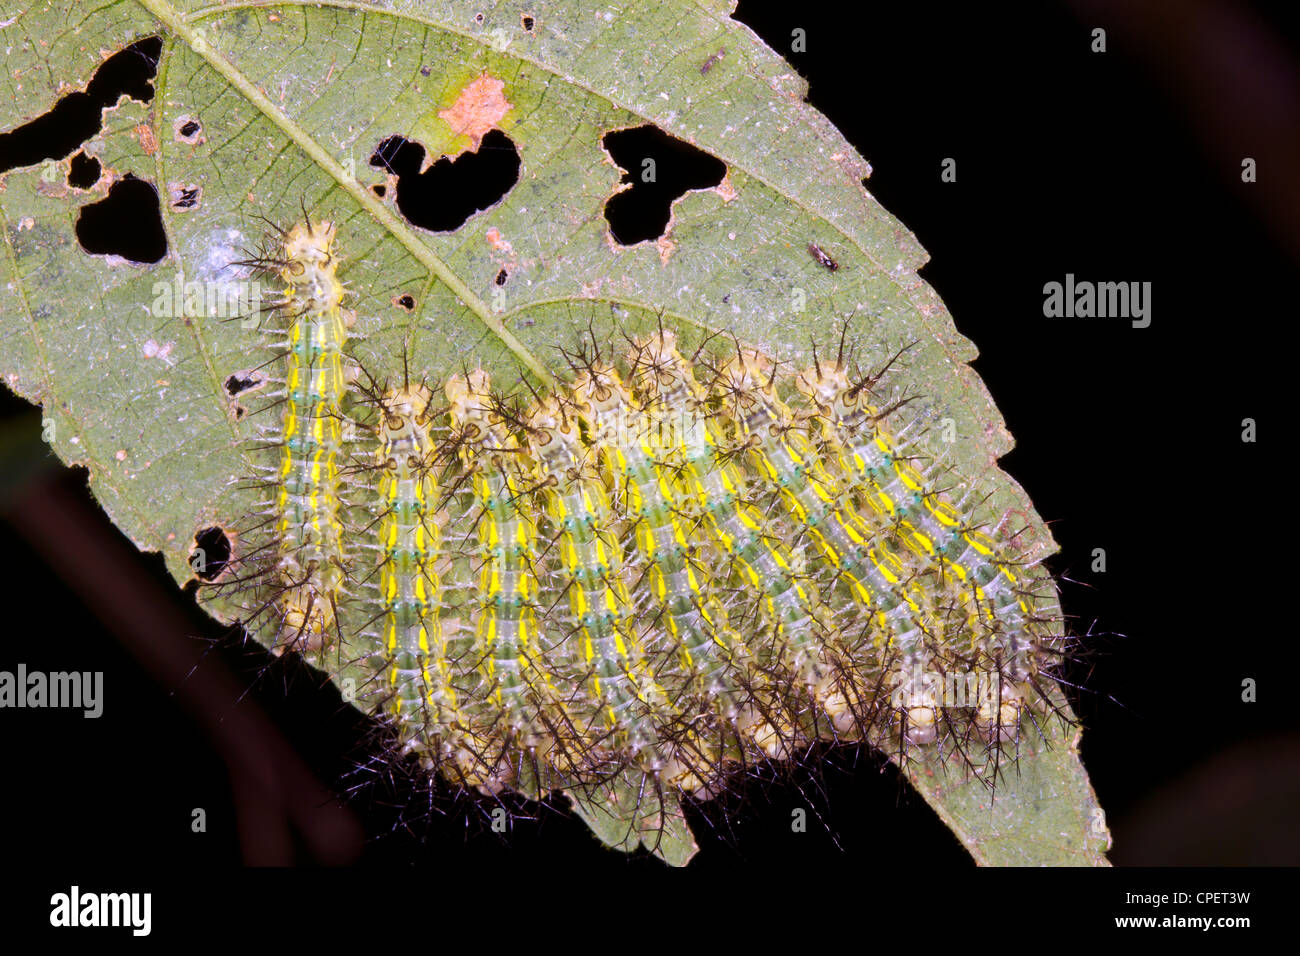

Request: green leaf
left=903, top=692, right=1111, bottom=865
left=0, top=0, right=1109, bottom=865
left=569, top=770, right=699, bottom=866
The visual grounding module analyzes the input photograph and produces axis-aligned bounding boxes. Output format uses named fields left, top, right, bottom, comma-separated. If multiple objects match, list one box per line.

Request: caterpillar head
left=570, top=362, right=625, bottom=412
left=445, top=369, right=497, bottom=437
left=281, top=220, right=339, bottom=279
left=570, top=363, right=643, bottom=451
left=718, top=347, right=778, bottom=397
left=795, top=359, right=850, bottom=411
left=275, top=583, right=335, bottom=655
left=627, top=330, right=700, bottom=404
left=377, top=384, right=435, bottom=465
left=279, top=220, right=344, bottom=317
left=632, top=328, right=681, bottom=368
left=523, top=394, right=586, bottom=473
left=523, top=394, right=577, bottom=443
left=716, top=348, right=789, bottom=442
left=379, top=384, right=433, bottom=426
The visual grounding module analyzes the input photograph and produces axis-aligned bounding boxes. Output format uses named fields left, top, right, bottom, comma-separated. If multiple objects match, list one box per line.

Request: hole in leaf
left=75, top=174, right=167, bottom=263
left=190, top=526, right=232, bottom=582
left=371, top=183, right=387, bottom=199
left=171, top=185, right=200, bottom=210
left=395, top=294, right=416, bottom=311
left=601, top=125, right=726, bottom=245
left=495, top=268, right=508, bottom=286
left=174, top=116, right=203, bottom=144
left=224, top=371, right=262, bottom=396
left=67, top=152, right=101, bottom=189
left=0, top=36, right=162, bottom=173
left=368, top=130, right=520, bottom=232
left=522, top=15, right=535, bottom=31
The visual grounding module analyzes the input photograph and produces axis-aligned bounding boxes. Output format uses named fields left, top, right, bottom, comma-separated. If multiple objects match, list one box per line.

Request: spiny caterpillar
left=216, top=217, right=353, bottom=657
left=209, top=219, right=1070, bottom=858
left=362, top=382, right=466, bottom=764
left=364, top=330, right=1067, bottom=804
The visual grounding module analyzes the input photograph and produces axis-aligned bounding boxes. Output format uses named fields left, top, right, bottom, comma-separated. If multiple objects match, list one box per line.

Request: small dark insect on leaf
left=700, top=48, right=726, bottom=75
left=808, top=241, right=838, bottom=271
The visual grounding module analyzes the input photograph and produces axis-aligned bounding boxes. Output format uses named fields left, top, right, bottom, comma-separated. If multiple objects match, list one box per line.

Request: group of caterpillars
left=208, top=217, right=1070, bottom=825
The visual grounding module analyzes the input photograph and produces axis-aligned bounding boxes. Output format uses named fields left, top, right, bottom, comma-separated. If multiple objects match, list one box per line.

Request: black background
left=1, top=0, right=1293, bottom=937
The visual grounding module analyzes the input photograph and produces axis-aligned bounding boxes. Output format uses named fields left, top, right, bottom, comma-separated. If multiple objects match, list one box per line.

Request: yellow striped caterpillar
left=353, top=335, right=1062, bottom=798
left=211, top=218, right=354, bottom=658
left=208, top=221, right=1069, bottom=859
left=362, top=383, right=470, bottom=768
